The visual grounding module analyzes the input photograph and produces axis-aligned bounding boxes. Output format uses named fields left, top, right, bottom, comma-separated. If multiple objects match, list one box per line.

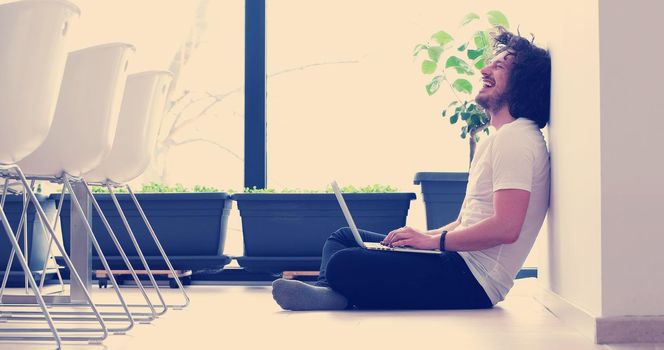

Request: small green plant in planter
left=243, top=184, right=399, bottom=194
left=89, top=182, right=227, bottom=193
left=54, top=182, right=233, bottom=273
left=326, top=184, right=399, bottom=193
left=414, top=10, right=510, bottom=164
left=233, top=184, right=415, bottom=274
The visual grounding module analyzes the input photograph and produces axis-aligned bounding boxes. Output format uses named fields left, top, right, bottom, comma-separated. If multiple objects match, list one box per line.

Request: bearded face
left=475, top=51, right=514, bottom=112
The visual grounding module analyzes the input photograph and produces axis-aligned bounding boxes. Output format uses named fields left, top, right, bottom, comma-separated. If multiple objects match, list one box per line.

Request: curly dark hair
left=493, top=28, right=551, bottom=128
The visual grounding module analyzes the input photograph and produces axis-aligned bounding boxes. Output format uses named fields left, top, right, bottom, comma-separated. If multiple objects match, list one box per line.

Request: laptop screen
left=330, top=181, right=367, bottom=248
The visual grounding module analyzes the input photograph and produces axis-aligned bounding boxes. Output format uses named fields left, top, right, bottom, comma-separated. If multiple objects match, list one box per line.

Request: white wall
left=543, top=0, right=664, bottom=326
left=599, top=0, right=664, bottom=317
left=541, top=0, right=603, bottom=317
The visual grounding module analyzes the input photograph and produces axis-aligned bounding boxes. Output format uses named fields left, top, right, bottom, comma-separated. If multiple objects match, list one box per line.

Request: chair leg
left=61, top=174, right=135, bottom=334
left=0, top=188, right=31, bottom=300
left=101, top=182, right=168, bottom=316
left=4, top=177, right=154, bottom=327
left=21, top=189, right=28, bottom=294
left=126, top=185, right=191, bottom=309
left=0, top=181, right=63, bottom=297
left=0, top=204, right=62, bottom=348
left=37, top=185, right=67, bottom=294
left=81, top=179, right=162, bottom=320
left=3, top=182, right=113, bottom=326
left=0, top=166, right=118, bottom=345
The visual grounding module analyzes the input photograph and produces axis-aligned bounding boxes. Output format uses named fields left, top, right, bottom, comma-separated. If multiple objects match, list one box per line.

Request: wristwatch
left=439, top=230, right=448, bottom=252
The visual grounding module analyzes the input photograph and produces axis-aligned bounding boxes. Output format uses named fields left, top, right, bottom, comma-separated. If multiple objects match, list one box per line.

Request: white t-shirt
left=457, top=117, right=550, bottom=305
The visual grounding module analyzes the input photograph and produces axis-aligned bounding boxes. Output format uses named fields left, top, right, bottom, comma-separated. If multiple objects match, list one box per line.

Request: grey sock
left=272, top=278, right=348, bottom=311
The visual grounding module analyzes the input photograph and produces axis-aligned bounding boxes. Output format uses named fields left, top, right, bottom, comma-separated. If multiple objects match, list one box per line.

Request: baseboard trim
left=596, top=315, right=664, bottom=344
left=535, top=287, right=664, bottom=344
left=534, top=286, right=598, bottom=343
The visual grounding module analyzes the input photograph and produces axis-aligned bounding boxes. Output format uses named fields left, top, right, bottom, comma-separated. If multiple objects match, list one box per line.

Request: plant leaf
left=474, top=58, right=486, bottom=69
left=445, top=55, right=462, bottom=68
left=461, top=12, right=480, bottom=26
left=427, top=46, right=444, bottom=62
left=487, top=10, right=510, bottom=29
left=457, top=42, right=468, bottom=51
left=426, top=75, right=442, bottom=95
left=413, top=44, right=428, bottom=56
left=470, top=114, right=481, bottom=126
left=421, top=60, right=437, bottom=74
left=460, top=112, right=470, bottom=121
left=446, top=56, right=474, bottom=75
left=458, top=66, right=475, bottom=75
left=442, top=109, right=447, bottom=117
left=473, top=31, right=490, bottom=49
left=431, top=30, right=454, bottom=46
left=452, top=79, right=473, bottom=94
left=461, top=126, right=467, bottom=139
left=448, top=100, right=459, bottom=107
left=484, top=128, right=490, bottom=135
left=467, top=48, right=484, bottom=60
left=450, top=113, right=459, bottom=124
left=457, top=66, right=474, bottom=75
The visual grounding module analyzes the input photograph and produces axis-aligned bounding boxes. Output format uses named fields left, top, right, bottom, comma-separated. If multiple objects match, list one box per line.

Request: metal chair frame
left=0, top=169, right=139, bottom=332
left=0, top=164, right=109, bottom=347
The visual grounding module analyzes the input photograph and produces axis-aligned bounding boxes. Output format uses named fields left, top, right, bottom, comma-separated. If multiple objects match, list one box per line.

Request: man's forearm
left=442, top=219, right=462, bottom=232
left=430, top=216, right=516, bottom=252
left=427, top=219, right=460, bottom=236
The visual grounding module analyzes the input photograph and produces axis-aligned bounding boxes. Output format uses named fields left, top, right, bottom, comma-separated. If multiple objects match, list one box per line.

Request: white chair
left=87, top=71, right=174, bottom=184
left=84, top=71, right=190, bottom=309
left=0, top=1, right=108, bottom=347
left=18, top=43, right=135, bottom=177
left=64, top=71, right=176, bottom=315
left=9, top=43, right=148, bottom=333
left=0, top=0, right=79, bottom=165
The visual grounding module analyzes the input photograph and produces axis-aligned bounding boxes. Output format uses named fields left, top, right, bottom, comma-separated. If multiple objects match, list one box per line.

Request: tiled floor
left=1, top=278, right=663, bottom=349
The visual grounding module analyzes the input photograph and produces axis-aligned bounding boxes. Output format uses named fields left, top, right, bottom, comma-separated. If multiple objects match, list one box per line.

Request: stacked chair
left=13, top=42, right=150, bottom=331
left=0, top=0, right=190, bottom=347
left=82, top=70, right=190, bottom=309
left=0, top=1, right=108, bottom=347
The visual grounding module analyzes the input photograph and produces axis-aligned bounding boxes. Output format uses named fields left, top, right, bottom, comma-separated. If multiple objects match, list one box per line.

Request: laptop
left=331, top=181, right=441, bottom=255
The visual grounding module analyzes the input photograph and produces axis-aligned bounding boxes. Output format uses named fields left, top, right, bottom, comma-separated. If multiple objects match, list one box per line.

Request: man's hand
left=381, top=226, right=439, bottom=250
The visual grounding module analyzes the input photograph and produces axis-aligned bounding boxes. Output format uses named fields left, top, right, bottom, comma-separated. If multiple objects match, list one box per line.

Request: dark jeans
left=318, top=227, right=493, bottom=310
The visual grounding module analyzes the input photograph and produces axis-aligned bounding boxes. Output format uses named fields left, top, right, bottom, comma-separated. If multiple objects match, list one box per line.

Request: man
left=272, top=28, right=551, bottom=310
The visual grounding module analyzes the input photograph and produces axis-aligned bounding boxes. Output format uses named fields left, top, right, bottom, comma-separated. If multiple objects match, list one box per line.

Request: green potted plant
left=232, top=185, right=416, bottom=274
left=52, top=183, right=233, bottom=273
left=413, top=11, right=509, bottom=229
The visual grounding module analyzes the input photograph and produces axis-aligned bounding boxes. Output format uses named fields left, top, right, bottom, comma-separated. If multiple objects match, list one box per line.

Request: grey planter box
left=414, top=172, right=469, bottom=230
left=233, top=192, right=416, bottom=274
left=52, top=192, right=232, bottom=271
